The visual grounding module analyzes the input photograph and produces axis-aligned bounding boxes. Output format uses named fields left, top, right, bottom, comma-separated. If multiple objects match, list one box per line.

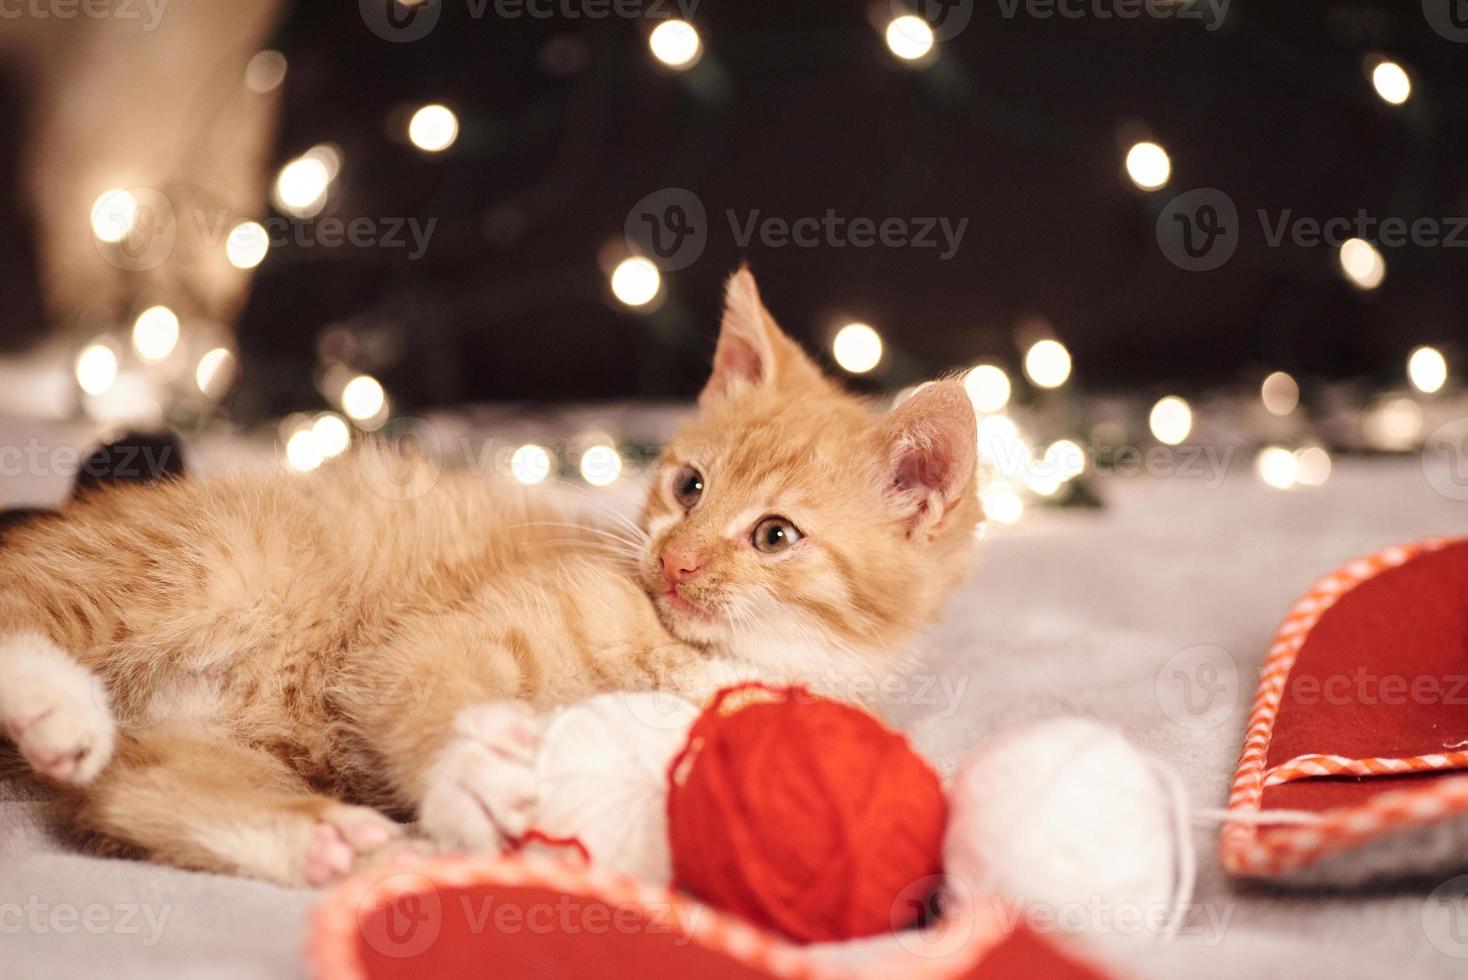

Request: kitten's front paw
left=0, top=633, right=115, bottom=784
left=418, top=702, right=546, bottom=853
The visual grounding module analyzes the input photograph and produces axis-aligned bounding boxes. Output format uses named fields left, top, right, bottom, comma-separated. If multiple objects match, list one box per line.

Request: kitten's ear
left=881, top=381, right=978, bottom=537
left=701, top=267, right=822, bottom=405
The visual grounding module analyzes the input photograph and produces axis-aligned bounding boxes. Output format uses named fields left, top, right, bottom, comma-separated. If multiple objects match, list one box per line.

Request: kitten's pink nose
left=660, top=547, right=703, bottom=587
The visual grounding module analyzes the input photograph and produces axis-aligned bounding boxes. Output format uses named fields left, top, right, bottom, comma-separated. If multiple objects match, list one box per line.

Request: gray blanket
left=2, top=451, right=1463, bottom=978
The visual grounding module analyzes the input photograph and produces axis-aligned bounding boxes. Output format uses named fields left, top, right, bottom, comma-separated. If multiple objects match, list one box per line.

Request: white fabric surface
left=1, top=420, right=1464, bottom=978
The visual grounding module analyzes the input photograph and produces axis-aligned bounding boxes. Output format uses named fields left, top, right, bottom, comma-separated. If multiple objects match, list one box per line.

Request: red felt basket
left=1221, top=536, right=1468, bottom=882
left=308, top=854, right=1109, bottom=979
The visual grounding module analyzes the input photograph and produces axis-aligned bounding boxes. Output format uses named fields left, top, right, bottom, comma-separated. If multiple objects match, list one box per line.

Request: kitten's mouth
left=662, top=586, right=710, bottom=619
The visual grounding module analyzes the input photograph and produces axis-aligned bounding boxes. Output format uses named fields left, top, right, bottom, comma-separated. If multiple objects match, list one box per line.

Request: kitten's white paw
left=0, top=632, right=115, bottom=784
left=418, top=701, right=546, bottom=853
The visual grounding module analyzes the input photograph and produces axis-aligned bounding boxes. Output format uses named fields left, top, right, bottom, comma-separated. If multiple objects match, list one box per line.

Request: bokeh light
left=1043, top=439, right=1087, bottom=481
left=885, top=16, right=935, bottom=61
left=90, top=189, right=137, bottom=244
left=963, top=364, right=1011, bottom=414
left=273, top=156, right=330, bottom=218
left=1260, top=371, right=1299, bottom=416
left=196, top=348, right=236, bottom=397
left=980, top=483, right=1024, bottom=526
left=1362, top=396, right=1423, bottom=450
left=286, top=427, right=324, bottom=472
left=832, top=322, right=883, bottom=374
left=1338, top=238, right=1385, bottom=290
left=408, top=104, right=459, bottom=153
left=609, top=257, right=661, bottom=307
left=1407, top=346, right=1448, bottom=394
left=313, top=413, right=352, bottom=458
left=1295, top=446, right=1332, bottom=487
left=244, top=50, right=287, bottom=94
left=649, top=20, right=701, bottom=69
left=226, top=221, right=270, bottom=269
left=1023, top=339, right=1072, bottom=389
left=1149, top=395, right=1192, bottom=445
left=75, top=342, right=118, bottom=396
left=978, top=415, right=1028, bottom=475
left=1371, top=60, right=1411, bottom=105
left=132, top=305, right=180, bottom=362
left=511, top=444, right=552, bottom=485
left=1124, top=141, right=1171, bottom=190
left=580, top=444, right=622, bottom=486
left=341, top=374, right=386, bottom=421
left=1255, top=446, right=1298, bottom=490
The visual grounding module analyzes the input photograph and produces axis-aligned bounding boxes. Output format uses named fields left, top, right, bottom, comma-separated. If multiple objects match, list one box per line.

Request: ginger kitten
left=0, top=269, right=981, bottom=887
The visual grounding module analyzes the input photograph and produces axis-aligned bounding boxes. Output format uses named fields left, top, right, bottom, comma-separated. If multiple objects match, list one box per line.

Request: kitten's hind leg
left=0, top=631, right=115, bottom=784
left=62, top=725, right=411, bottom=888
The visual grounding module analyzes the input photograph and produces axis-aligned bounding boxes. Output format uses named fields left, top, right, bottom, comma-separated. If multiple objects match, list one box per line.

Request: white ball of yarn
left=944, top=717, right=1182, bottom=937
left=531, top=691, right=700, bottom=884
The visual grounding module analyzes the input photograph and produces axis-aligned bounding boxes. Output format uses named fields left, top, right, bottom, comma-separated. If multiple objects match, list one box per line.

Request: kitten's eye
left=672, top=465, right=704, bottom=509
left=752, top=516, right=803, bottom=554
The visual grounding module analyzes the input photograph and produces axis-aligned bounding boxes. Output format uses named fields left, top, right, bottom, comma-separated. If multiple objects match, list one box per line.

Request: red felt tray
left=1221, top=536, right=1468, bottom=877
left=309, top=855, right=1108, bottom=979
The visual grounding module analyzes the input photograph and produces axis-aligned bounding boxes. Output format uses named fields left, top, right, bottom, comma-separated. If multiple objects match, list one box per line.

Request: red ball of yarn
left=665, top=683, right=947, bottom=943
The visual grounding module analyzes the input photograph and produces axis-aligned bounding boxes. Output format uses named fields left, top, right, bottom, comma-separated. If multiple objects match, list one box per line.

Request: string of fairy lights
left=65, top=7, right=1459, bottom=526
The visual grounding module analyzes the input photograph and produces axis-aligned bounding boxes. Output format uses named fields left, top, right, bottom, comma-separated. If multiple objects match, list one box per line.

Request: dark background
left=6, top=0, right=1468, bottom=418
